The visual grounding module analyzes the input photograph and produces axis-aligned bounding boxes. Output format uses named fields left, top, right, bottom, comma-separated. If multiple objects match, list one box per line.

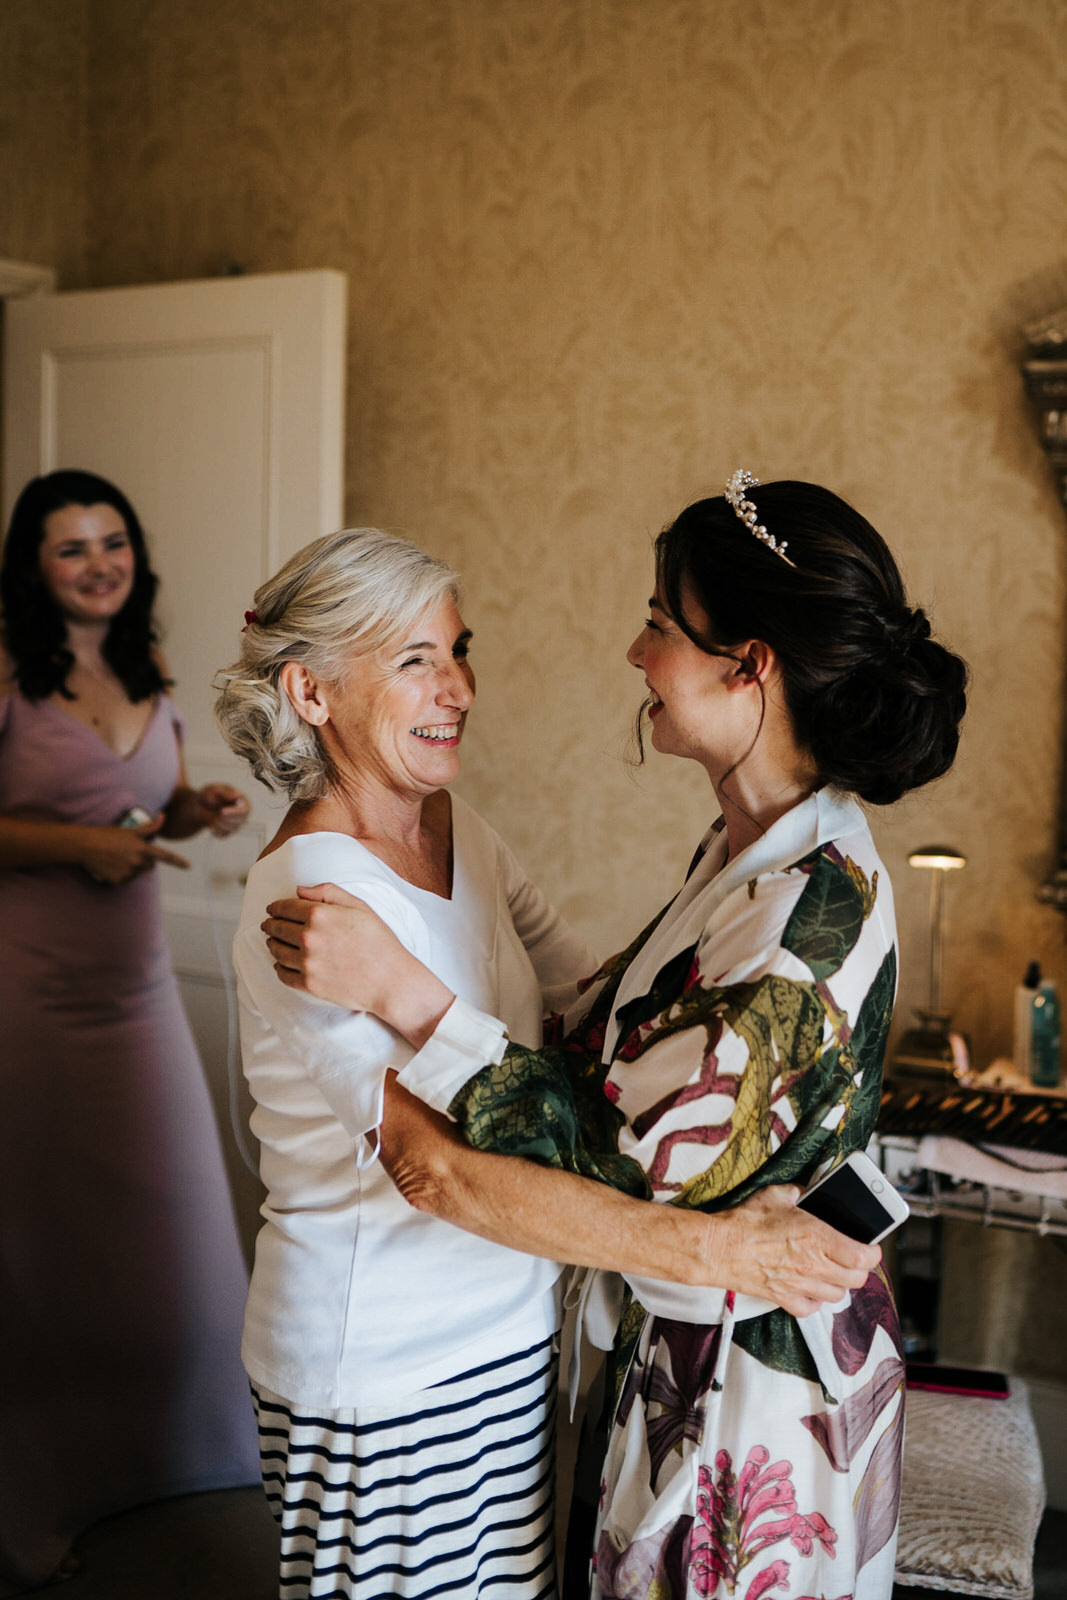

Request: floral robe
left=436, top=788, right=905, bottom=1600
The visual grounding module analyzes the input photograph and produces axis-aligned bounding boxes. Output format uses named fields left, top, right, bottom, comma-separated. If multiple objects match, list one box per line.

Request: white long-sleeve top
left=233, top=792, right=596, bottom=1408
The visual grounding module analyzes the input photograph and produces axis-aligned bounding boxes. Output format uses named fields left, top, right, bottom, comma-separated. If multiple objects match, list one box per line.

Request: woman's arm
left=0, top=814, right=190, bottom=881
left=262, top=885, right=880, bottom=1315
left=150, top=661, right=249, bottom=841
left=0, top=669, right=187, bottom=881
left=382, top=1074, right=875, bottom=1318
left=159, top=752, right=250, bottom=840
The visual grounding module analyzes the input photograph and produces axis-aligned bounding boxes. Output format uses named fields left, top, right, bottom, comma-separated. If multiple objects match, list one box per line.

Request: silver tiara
left=724, top=469, right=795, bottom=567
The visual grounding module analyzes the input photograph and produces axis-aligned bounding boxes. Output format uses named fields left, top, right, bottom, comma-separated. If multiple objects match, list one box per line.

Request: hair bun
left=653, top=480, right=968, bottom=805
left=885, top=606, right=931, bottom=662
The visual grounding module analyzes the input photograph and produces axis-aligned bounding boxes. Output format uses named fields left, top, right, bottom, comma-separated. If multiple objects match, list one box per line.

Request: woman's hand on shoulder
left=263, top=883, right=454, bottom=1043
left=704, top=1184, right=880, bottom=1318
left=263, top=884, right=394, bottom=1006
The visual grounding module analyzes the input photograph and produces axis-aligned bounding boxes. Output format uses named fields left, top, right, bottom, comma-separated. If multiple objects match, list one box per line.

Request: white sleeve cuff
left=395, top=995, right=508, bottom=1117
left=622, top=1274, right=775, bottom=1324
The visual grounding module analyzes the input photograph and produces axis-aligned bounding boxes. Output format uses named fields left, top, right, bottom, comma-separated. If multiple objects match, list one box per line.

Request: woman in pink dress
left=0, top=470, right=261, bottom=1595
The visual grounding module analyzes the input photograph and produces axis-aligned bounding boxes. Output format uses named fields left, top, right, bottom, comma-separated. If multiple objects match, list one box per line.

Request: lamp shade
left=908, top=846, right=966, bottom=871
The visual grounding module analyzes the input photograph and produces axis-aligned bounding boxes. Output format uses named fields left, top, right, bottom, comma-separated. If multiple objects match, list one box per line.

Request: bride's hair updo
left=654, top=479, right=968, bottom=805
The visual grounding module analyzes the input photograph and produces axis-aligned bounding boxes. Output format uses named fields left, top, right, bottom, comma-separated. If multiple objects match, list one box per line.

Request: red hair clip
left=242, top=609, right=259, bottom=631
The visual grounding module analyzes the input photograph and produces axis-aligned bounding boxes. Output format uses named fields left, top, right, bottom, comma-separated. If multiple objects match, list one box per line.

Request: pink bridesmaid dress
left=0, top=690, right=259, bottom=1595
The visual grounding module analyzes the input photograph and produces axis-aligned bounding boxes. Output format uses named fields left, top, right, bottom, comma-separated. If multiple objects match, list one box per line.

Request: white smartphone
left=797, top=1149, right=910, bottom=1245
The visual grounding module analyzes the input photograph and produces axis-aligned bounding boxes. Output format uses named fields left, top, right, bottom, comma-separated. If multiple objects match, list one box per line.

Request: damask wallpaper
left=0, top=0, right=88, bottom=294
left=3, top=0, right=1067, bottom=1376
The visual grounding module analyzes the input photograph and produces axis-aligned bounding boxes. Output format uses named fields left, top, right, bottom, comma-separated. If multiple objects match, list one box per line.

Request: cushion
left=894, top=1380, right=1045, bottom=1598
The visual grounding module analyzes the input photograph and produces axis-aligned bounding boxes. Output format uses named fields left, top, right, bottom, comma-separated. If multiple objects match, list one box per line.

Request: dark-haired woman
left=263, top=473, right=968, bottom=1600
left=0, top=470, right=260, bottom=1593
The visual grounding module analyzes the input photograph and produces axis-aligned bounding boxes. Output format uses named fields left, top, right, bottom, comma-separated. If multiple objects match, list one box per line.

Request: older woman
left=215, top=525, right=875, bottom=1600
left=260, top=478, right=968, bottom=1600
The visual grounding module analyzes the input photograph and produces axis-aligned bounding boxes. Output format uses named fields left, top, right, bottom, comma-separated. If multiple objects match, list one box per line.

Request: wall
left=0, top=0, right=89, bottom=504
left=72, top=0, right=1067, bottom=1052
left=0, top=0, right=87, bottom=280
left=4, top=0, right=1067, bottom=1377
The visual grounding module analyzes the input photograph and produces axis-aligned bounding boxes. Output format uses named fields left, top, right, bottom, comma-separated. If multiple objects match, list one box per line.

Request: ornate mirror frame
left=1023, top=309, right=1067, bottom=910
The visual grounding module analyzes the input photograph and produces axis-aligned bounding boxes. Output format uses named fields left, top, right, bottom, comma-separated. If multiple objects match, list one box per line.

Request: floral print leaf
left=801, top=1356, right=904, bottom=1471
left=610, top=1289, right=648, bottom=1425
left=728, top=976, right=827, bottom=1090
left=853, top=1381, right=905, bottom=1570
left=831, top=1267, right=903, bottom=1376
left=613, top=942, right=702, bottom=1046
left=733, top=1310, right=824, bottom=1390
left=781, top=850, right=871, bottom=981
left=846, top=945, right=897, bottom=1097
left=643, top=1320, right=721, bottom=1485
left=689, top=1048, right=871, bottom=1228
left=670, top=976, right=826, bottom=1208
left=843, top=855, right=878, bottom=917
left=449, top=1042, right=651, bottom=1197
left=595, top=1513, right=693, bottom=1600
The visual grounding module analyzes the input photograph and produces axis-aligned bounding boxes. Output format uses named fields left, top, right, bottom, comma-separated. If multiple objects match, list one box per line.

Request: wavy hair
left=1, top=469, right=166, bottom=702
left=214, top=527, right=460, bottom=801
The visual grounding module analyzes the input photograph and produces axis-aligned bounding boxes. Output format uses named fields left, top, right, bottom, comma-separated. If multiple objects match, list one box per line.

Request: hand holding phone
left=797, top=1150, right=910, bottom=1245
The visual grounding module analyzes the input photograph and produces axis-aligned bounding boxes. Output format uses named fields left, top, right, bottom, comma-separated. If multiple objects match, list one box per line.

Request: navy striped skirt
left=252, top=1333, right=559, bottom=1599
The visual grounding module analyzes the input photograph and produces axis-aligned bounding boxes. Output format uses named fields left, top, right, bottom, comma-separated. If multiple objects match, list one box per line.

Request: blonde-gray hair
left=214, top=527, right=460, bottom=800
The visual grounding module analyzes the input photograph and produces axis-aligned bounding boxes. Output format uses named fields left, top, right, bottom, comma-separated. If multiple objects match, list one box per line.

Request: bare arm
left=263, top=885, right=881, bottom=1314
left=148, top=661, right=249, bottom=841
left=381, top=1075, right=877, bottom=1318
left=159, top=750, right=250, bottom=841
left=0, top=659, right=198, bottom=878
left=0, top=814, right=190, bottom=882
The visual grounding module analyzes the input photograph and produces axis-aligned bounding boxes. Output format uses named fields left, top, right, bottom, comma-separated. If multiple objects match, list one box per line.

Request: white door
left=2, top=270, right=347, bottom=1252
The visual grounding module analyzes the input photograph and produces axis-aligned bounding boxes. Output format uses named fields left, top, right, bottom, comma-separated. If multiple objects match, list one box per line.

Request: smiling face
left=627, top=582, right=757, bottom=779
left=38, top=502, right=136, bottom=627
left=320, top=596, right=476, bottom=801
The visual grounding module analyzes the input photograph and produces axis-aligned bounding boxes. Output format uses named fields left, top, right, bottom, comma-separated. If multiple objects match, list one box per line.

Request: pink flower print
left=787, top=1510, right=837, bottom=1558
left=689, top=1445, right=839, bottom=1597
left=744, top=1561, right=790, bottom=1599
